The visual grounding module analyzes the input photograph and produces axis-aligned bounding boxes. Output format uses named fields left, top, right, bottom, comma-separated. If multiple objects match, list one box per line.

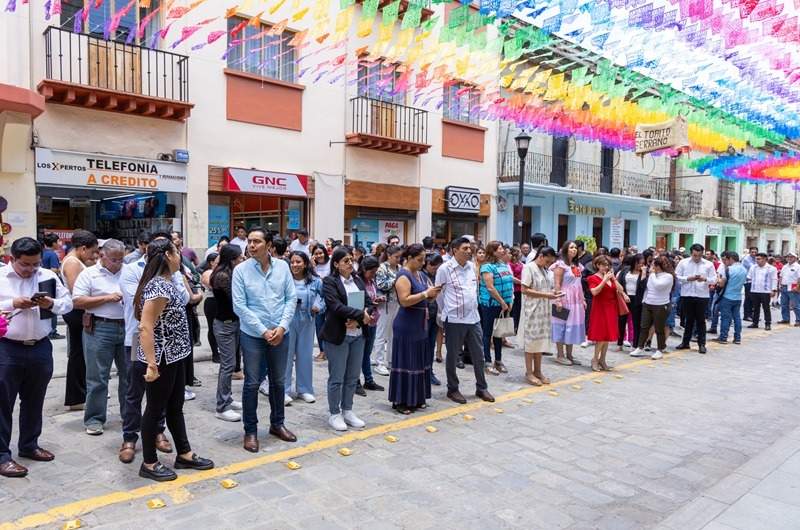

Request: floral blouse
left=137, top=276, right=191, bottom=365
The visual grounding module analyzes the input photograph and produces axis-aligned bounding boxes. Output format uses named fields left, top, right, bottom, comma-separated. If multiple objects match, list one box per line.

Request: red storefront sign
left=224, top=168, right=309, bottom=198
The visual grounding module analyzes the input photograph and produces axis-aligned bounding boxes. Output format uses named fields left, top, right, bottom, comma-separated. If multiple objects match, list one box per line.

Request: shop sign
left=609, top=217, right=624, bottom=249
left=654, top=224, right=695, bottom=234
left=224, top=168, right=308, bottom=198
left=208, top=204, right=230, bottom=247
left=722, top=226, right=739, bottom=237
left=567, top=199, right=605, bottom=216
left=634, top=116, right=690, bottom=155
left=35, top=148, right=188, bottom=193
left=445, top=186, right=481, bottom=214
left=351, top=219, right=380, bottom=248
left=380, top=220, right=405, bottom=244
left=705, top=224, right=721, bottom=235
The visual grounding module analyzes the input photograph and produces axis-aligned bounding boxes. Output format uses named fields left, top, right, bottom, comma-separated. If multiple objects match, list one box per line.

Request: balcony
left=38, top=26, right=192, bottom=121
left=347, top=96, right=430, bottom=156
left=497, top=151, right=669, bottom=200
left=663, top=189, right=703, bottom=218
left=716, top=180, right=736, bottom=219
left=741, top=201, right=793, bottom=227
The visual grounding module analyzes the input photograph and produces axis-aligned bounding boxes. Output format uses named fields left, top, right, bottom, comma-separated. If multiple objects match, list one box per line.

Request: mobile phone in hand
left=31, top=292, right=49, bottom=301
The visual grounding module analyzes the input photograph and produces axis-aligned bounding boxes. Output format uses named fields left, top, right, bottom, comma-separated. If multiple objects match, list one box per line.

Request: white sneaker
left=644, top=346, right=652, bottom=352
left=374, top=363, right=390, bottom=376
left=580, top=340, right=594, bottom=348
left=370, top=359, right=378, bottom=366
left=299, top=393, right=316, bottom=403
left=651, top=350, right=663, bottom=360
left=623, top=340, right=632, bottom=347
left=229, top=400, right=243, bottom=411
left=215, top=409, right=242, bottom=422
left=328, top=413, right=347, bottom=431
left=85, top=425, right=103, bottom=436
left=342, top=410, right=365, bottom=428
left=259, top=381, right=269, bottom=396
left=629, top=348, right=646, bottom=357
left=284, top=394, right=293, bottom=406
left=184, top=389, right=196, bottom=401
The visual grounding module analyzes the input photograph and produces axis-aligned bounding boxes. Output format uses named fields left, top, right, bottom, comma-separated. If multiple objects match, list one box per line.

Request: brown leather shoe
left=18, top=448, right=55, bottom=462
left=155, top=433, right=173, bottom=454
left=0, top=460, right=28, bottom=478
left=243, top=434, right=259, bottom=453
left=476, top=389, right=495, bottom=403
left=447, top=390, right=467, bottom=404
left=269, top=425, right=297, bottom=443
left=118, top=442, right=136, bottom=464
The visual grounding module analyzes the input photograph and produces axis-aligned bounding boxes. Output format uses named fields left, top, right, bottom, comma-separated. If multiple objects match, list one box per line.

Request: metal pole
left=516, top=153, right=526, bottom=245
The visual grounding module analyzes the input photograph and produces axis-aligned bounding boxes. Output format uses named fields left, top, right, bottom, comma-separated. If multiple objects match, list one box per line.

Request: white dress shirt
left=72, top=264, right=124, bottom=319
left=675, top=257, right=717, bottom=298
left=0, top=266, right=73, bottom=341
left=747, top=264, right=778, bottom=293
left=340, top=275, right=363, bottom=337
left=230, top=237, right=248, bottom=255
left=120, top=257, right=190, bottom=347
left=289, top=239, right=311, bottom=257
left=435, top=258, right=480, bottom=325
left=780, top=262, right=800, bottom=287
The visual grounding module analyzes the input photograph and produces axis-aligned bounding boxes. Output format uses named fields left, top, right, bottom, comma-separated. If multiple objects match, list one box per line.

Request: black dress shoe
left=675, top=343, right=691, bottom=350
left=0, top=460, right=28, bottom=478
left=190, top=377, right=202, bottom=387
left=707, top=329, right=717, bottom=334
left=18, top=447, right=55, bottom=462
left=355, top=382, right=367, bottom=397
left=476, top=390, right=495, bottom=402
left=747, top=324, right=759, bottom=329
left=777, top=320, right=790, bottom=324
left=765, top=324, right=771, bottom=330
left=743, top=317, right=752, bottom=322
left=269, top=425, right=297, bottom=443
left=456, top=360, right=465, bottom=369
left=431, top=373, right=442, bottom=386
left=363, top=381, right=385, bottom=391
left=698, top=346, right=707, bottom=354
left=712, top=338, right=728, bottom=344
left=447, top=390, right=467, bottom=404
left=139, top=462, right=177, bottom=482
left=174, top=453, right=214, bottom=470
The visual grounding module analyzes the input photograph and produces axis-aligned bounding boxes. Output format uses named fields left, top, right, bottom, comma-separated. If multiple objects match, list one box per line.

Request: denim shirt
left=232, top=257, right=296, bottom=338
left=293, top=276, right=325, bottom=322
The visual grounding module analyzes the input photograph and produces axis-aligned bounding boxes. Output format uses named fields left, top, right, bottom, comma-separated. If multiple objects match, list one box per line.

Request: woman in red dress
left=587, top=255, right=629, bottom=372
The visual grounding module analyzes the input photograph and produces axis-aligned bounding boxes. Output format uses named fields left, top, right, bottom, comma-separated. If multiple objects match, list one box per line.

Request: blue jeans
left=83, top=320, right=128, bottom=428
left=314, top=312, right=326, bottom=353
left=478, top=304, right=503, bottom=363
left=710, top=290, right=721, bottom=331
left=666, top=290, right=680, bottom=329
left=240, top=332, right=289, bottom=434
left=780, top=286, right=800, bottom=322
left=286, top=315, right=315, bottom=396
left=360, top=325, right=376, bottom=384
left=718, top=298, right=742, bottom=342
left=326, top=335, right=364, bottom=415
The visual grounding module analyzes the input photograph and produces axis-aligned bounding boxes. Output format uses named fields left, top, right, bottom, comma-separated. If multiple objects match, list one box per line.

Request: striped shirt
left=435, top=258, right=480, bottom=324
left=479, top=262, right=514, bottom=307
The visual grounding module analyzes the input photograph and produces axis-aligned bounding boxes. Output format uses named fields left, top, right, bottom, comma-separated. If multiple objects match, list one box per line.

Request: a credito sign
left=35, top=148, right=188, bottom=193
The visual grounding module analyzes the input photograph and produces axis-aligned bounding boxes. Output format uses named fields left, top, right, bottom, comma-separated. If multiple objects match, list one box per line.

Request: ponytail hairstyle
left=133, top=239, right=177, bottom=321
left=380, top=244, right=403, bottom=264
left=211, top=243, right=242, bottom=290
left=403, top=243, right=425, bottom=260
left=358, top=255, right=380, bottom=282
left=329, top=247, right=353, bottom=278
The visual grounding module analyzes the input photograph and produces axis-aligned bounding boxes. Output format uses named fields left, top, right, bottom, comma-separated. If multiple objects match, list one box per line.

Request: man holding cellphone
left=0, top=237, right=73, bottom=477
left=435, top=237, right=494, bottom=404
left=675, top=244, right=717, bottom=354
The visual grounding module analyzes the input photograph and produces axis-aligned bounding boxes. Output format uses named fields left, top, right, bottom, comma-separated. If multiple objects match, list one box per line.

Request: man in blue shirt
left=715, top=251, right=747, bottom=344
left=41, top=233, right=64, bottom=340
left=233, top=227, right=297, bottom=453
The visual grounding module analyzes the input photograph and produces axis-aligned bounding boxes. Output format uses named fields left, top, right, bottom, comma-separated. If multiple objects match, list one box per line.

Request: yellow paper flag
left=292, top=6, right=309, bottom=21
left=268, top=0, right=286, bottom=14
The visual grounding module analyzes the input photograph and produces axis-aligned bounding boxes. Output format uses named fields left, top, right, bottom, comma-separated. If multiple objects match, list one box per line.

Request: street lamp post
left=515, top=131, right=531, bottom=246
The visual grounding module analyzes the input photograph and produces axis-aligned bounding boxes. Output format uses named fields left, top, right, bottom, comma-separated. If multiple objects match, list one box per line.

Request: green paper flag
left=401, top=5, right=422, bottom=29
left=420, top=14, right=438, bottom=32
left=382, top=0, right=400, bottom=26
left=340, top=0, right=355, bottom=9
left=362, top=0, right=379, bottom=19
left=448, top=4, right=467, bottom=28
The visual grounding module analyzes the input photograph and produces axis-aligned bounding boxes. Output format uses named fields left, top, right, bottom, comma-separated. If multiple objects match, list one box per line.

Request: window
left=226, top=17, right=297, bottom=83
left=60, top=0, right=160, bottom=44
left=357, top=60, right=405, bottom=104
left=443, top=81, right=480, bottom=124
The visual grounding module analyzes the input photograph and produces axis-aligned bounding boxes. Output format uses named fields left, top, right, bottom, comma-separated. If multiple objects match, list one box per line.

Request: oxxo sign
left=445, top=186, right=481, bottom=214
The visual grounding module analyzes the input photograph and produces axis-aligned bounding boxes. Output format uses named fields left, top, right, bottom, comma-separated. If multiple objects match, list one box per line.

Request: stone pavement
left=2, top=308, right=800, bottom=530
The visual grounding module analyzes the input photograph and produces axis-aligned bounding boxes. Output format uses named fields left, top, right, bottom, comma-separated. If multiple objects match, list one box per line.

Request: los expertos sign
left=35, top=148, right=188, bottom=193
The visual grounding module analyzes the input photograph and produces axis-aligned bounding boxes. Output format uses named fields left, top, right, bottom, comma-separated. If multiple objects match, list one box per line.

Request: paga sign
left=634, top=116, right=690, bottom=155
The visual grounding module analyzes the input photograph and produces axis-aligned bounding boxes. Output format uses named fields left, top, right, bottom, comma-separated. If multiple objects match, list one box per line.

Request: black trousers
left=184, top=306, right=196, bottom=383
left=617, top=296, right=643, bottom=347
left=62, top=309, right=86, bottom=406
left=743, top=282, right=753, bottom=319
left=681, top=297, right=709, bottom=347
left=0, top=338, right=53, bottom=463
left=203, top=297, right=219, bottom=361
left=750, top=292, right=772, bottom=326
left=511, top=291, right=522, bottom=332
left=122, top=347, right=165, bottom=443
left=141, top=357, right=191, bottom=465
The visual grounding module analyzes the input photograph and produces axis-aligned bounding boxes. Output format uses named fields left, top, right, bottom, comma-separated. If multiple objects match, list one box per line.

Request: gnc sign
left=224, top=168, right=308, bottom=197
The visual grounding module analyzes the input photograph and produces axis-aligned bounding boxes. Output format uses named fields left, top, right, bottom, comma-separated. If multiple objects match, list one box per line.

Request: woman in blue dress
left=388, top=244, right=442, bottom=414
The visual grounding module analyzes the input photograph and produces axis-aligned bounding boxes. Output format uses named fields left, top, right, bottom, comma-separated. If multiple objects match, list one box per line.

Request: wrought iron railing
left=664, top=189, right=703, bottom=217
left=350, top=96, right=429, bottom=145
left=497, top=151, right=669, bottom=200
left=741, top=201, right=793, bottom=226
left=44, top=26, right=189, bottom=102
left=716, top=180, right=736, bottom=219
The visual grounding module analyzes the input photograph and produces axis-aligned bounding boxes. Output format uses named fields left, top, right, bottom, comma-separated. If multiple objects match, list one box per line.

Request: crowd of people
left=0, top=226, right=797, bottom=481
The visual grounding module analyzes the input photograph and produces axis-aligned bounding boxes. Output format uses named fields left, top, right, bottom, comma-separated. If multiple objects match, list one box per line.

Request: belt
left=93, top=316, right=125, bottom=324
left=0, top=337, right=47, bottom=346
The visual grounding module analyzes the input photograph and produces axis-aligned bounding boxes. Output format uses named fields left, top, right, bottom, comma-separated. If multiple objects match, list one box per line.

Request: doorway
left=557, top=214, right=569, bottom=250
left=593, top=217, right=604, bottom=248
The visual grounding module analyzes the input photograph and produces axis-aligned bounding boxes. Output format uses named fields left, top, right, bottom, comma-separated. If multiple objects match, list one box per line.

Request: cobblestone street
left=1, top=312, right=799, bottom=529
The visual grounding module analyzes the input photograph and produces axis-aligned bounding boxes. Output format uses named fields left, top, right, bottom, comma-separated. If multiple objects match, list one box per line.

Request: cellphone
left=31, top=292, right=49, bottom=301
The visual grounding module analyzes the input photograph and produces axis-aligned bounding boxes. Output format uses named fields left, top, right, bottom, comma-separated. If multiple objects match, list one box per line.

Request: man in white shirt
left=435, top=237, right=494, bottom=405
left=675, top=244, right=717, bottom=354
left=0, top=237, right=73, bottom=477
left=288, top=229, right=311, bottom=256
left=778, top=252, right=800, bottom=326
left=72, top=239, right=127, bottom=436
left=230, top=225, right=249, bottom=255
left=204, top=235, right=230, bottom=260
left=747, top=252, right=778, bottom=330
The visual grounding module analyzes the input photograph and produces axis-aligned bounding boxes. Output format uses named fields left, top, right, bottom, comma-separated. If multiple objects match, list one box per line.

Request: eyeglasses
left=339, top=257, right=353, bottom=264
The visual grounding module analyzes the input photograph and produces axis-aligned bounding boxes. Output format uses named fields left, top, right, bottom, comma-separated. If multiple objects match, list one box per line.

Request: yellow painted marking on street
left=338, top=448, right=353, bottom=456
left=384, top=435, right=398, bottom=443
left=425, top=425, right=438, bottom=433
left=167, top=487, right=192, bottom=505
left=286, top=461, right=301, bottom=470
left=146, top=498, right=166, bottom=510
left=220, top=479, right=238, bottom=489
left=0, top=352, right=700, bottom=530
left=592, top=379, right=603, bottom=384
left=61, top=520, right=81, bottom=530
left=614, top=374, right=624, bottom=379
left=493, top=407, right=504, bottom=413
left=463, top=414, right=475, bottom=421
left=548, top=390, right=559, bottom=396
left=522, top=398, right=534, bottom=403
left=570, top=385, right=582, bottom=390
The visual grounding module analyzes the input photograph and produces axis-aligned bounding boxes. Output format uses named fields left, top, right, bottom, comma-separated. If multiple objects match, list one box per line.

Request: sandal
left=314, top=352, right=327, bottom=362
left=494, top=361, right=508, bottom=374
left=526, top=374, right=543, bottom=386
left=567, top=357, right=582, bottom=366
left=392, top=404, right=413, bottom=415
left=485, top=365, right=500, bottom=376
left=417, top=403, right=428, bottom=410
left=600, top=361, right=613, bottom=371
left=435, top=355, right=443, bottom=363
left=535, top=374, right=550, bottom=385
left=555, top=357, right=573, bottom=366
left=592, top=360, right=603, bottom=372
